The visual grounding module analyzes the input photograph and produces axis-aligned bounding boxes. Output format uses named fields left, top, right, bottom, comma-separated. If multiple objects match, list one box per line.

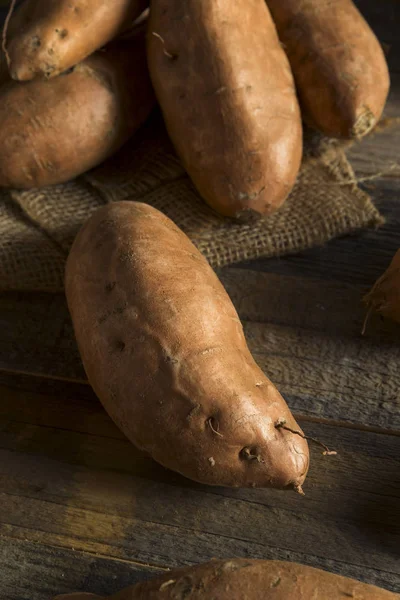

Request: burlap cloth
left=0, top=110, right=383, bottom=292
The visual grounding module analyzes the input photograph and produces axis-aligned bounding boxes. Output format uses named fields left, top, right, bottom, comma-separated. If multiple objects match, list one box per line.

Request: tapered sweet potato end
left=363, top=250, right=400, bottom=329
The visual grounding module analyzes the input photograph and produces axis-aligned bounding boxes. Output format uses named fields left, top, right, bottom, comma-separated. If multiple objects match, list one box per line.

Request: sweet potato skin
left=5, top=0, right=148, bottom=80
left=65, top=202, right=309, bottom=489
left=54, top=596, right=101, bottom=600
left=54, top=559, right=399, bottom=599
left=0, top=37, right=154, bottom=189
left=147, top=0, right=302, bottom=219
left=266, top=0, right=390, bottom=139
left=364, top=249, right=400, bottom=325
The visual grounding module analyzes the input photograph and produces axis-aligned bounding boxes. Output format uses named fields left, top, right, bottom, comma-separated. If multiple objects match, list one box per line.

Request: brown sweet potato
left=54, top=559, right=399, bottom=599
left=3, top=0, right=148, bottom=80
left=147, top=0, right=302, bottom=220
left=0, top=36, right=155, bottom=188
left=364, top=249, right=400, bottom=326
left=65, top=202, right=309, bottom=489
left=55, top=596, right=100, bottom=600
left=266, top=0, right=390, bottom=139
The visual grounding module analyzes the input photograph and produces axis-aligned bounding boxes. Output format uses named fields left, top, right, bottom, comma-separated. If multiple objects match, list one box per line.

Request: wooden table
left=1, top=2, right=400, bottom=598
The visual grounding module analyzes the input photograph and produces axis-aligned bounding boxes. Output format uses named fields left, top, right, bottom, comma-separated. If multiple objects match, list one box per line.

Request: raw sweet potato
left=147, top=0, right=302, bottom=220
left=55, top=596, right=100, bottom=600
left=364, top=249, right=400, bottom=326
left=54, top=559, right=399, bottom=599
left=3, top=0, right=148, bottom=80
left=65, top=202, right=309, bottom=489
left=266, top=0, right=390, bottom=139
left=0, top=36, right=155, bottom=188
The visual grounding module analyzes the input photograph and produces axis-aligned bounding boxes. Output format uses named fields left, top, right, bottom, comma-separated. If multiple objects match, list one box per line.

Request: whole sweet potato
left=65, top=202, right=309, bottom=489
left=266, top=0, right=390, bottom=139
left=147, top=0, right=302, bottom=220
left=364, top=249, right=400, bottom=326
left=4, top=0, right=148, bottom=80
left=54, top=559, right=399, bottom=599
left=0, top=36, right=154, bottom=188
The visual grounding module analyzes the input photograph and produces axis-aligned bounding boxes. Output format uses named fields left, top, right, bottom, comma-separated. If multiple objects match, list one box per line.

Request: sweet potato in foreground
left=4, top=0, right=148, bottom=80
left=65, top=202, right=309, bottom=489
left=266, top=0, right=390, bottom=138
left=0, top=36, right=155, bottom=188
left=54, top=559, right=399, bottom=599
left=147, top=0, right=302, bottom=220
left=364, top=249, right=400, bottom=326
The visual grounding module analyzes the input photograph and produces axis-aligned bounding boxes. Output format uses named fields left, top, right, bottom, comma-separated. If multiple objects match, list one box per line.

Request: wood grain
left=0, top=420, right=399, bottom=594
left=239, top=177, right=400, bottom=287
left=2, top=259, right=400, bottom=431
left=0, top=537, right=163, bottom=600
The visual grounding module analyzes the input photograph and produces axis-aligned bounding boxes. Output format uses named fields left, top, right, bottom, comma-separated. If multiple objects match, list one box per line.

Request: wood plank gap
left=294, top=414, right=400, bottom=437
left=0, top=366, right=87, bottom=385
left=0, top=532, right=168, bottom=573
left=2, top=418, right=125, bottom=441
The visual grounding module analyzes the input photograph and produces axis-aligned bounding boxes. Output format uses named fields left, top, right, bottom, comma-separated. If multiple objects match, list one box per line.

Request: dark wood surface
left=1, top=2, right=400, bottom=599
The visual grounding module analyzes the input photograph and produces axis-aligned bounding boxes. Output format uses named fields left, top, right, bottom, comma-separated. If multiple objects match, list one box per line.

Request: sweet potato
left=54, top=559, right=399, bottom=599
left=266, top=0, right=390, bottom=139
left=3, top=0, right=148, bottom=80
left=55, top=596, right=100, bottom=600
left=65, top=202, right=309, bottom=489
left=0, top=36, right=155, bottom=188
left=364, top=249, right=400, bottom=326
left=147, top=0, right=302, bottom=220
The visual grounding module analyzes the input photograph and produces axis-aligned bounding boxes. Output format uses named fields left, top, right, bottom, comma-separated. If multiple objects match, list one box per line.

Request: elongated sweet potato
left=364, top=249, right=400, bottom=326
left=0, top=36, right=154, bottom=188
left=266, top=0, right=390, bottom=139
left=55, top=596, right=99, bottom=600
left=147, top=0, right=302, bottom=220
left=4, top=0, right=148, bottom=80
left=65, top=202, right=309, bottom=489
left=54, top=559, right=399, bottom=599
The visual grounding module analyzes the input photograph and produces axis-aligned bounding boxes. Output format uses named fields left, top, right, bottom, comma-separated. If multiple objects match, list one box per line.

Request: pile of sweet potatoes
left=1, top=1, right=395, bottom=597
left=0, top=0, right=390, bottom=212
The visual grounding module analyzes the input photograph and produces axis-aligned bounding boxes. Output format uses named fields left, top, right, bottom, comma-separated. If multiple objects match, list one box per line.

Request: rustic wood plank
left=0, top=419, right=399, bottom=593
left=0, top=291, right=84, bottom=381
left=239, top=177, right=400, bottom=286
left=0, top=373, right=124, bottom=439
left=0, top=536, right=163, bottom=600
left=2, top=259, right=400, bottom=431
left=2, top=329, right=399, bottom=437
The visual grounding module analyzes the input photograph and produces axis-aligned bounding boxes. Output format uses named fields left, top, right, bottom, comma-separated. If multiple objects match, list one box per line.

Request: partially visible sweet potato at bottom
left=0, top=35, right=154, bottom=188
left=65, top=202, right=309, bottom=490
left=53, top=559, right=399, bottom=599
left=364, top=249, right=400, bottom=326
left=54, top=596, right=100, bottom=600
